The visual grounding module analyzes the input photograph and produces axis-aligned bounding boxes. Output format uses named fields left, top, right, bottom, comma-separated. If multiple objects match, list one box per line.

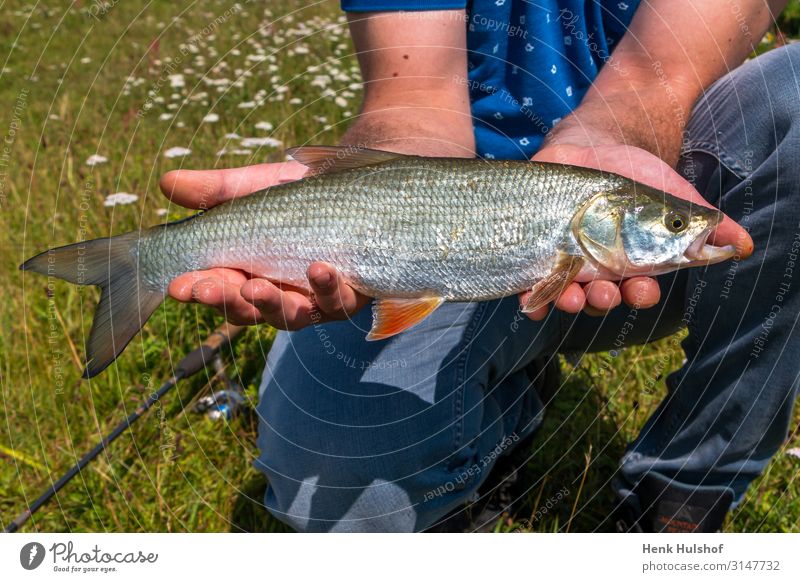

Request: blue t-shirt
left=341, top=0, right=640, bottom=160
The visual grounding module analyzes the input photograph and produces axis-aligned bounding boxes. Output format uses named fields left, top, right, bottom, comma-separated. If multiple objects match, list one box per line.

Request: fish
left=21, top=146, right=737, bottom=378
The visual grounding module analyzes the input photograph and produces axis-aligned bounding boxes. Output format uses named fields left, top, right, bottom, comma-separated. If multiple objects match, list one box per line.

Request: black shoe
left=427, top=356, right=561, bottom=532
left=614, top=473, right=733, bottom=533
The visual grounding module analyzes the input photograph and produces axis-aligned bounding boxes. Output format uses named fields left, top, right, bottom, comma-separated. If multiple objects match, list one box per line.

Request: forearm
left=340, top=10, right=475, bottom=158
left=550, top=0, right=786, bottom=165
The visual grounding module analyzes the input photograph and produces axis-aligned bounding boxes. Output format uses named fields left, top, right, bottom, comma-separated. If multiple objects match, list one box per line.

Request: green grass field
left=1, top=0, right=798, bottom=533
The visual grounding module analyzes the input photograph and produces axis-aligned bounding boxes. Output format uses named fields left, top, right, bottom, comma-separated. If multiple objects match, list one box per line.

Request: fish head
left=572, top=183, right=736, bottom=278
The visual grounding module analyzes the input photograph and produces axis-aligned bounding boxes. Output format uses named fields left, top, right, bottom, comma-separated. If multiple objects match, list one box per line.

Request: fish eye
left=665, top=212, right=688, bottom=233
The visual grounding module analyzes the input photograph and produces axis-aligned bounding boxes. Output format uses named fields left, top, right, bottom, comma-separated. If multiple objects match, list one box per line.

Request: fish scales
left=139, top=158, right=617, bottom=300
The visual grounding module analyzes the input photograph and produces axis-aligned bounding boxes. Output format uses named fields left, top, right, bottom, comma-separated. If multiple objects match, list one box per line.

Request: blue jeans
left=254, top=45, right=800, bottom=532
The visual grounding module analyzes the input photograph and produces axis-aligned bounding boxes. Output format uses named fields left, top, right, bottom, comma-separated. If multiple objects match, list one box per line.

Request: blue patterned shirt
left=341, top=0, right=640, bottom=160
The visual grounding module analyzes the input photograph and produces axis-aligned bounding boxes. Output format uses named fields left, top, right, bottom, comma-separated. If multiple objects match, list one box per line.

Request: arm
left=161, top=10, right=474, bottom=328
left=341, top=10, right=474, bottom=156
left=551, top=0, right=786, bottom=164
left=524, top=0, right=773, bottom=317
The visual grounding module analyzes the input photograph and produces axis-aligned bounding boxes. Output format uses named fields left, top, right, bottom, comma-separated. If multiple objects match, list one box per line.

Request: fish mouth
left=683, top=227, right=737, bottom=266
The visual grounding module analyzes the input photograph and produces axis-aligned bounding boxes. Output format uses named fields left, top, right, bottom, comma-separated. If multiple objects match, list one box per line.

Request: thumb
left=159, top=160, right=307, bottom=209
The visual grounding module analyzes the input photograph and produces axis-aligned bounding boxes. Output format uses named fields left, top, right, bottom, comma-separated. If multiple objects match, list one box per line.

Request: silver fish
left=21, top=146, right=736, bottom=377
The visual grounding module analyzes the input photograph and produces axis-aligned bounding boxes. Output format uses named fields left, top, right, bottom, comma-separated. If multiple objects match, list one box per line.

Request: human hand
left=521, top=140, right=753, bottom=320
left=159, top=162, right=371, bottom=328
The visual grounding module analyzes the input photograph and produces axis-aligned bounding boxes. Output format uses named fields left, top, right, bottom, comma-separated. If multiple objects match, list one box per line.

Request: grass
left=1, top=0, right=798, bottom=533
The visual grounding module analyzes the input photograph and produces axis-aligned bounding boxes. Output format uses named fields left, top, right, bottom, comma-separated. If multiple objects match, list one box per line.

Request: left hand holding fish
left=159, top=162, right=371, bottom=328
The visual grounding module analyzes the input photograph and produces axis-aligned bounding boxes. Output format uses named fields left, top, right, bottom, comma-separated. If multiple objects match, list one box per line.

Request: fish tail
left=20, top=232, right=163, bottom=378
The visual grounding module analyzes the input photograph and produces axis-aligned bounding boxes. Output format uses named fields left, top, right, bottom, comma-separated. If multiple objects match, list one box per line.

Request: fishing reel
left=192, top=354, right=247, bottom=421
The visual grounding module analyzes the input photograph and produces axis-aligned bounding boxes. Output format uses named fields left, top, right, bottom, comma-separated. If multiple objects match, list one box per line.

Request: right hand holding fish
left=159, top=162, right=371, bottom=328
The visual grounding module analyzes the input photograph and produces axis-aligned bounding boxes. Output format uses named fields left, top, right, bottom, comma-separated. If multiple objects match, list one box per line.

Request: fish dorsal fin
left=286, top=146, right=405, bottom=176
left=366, top=295, right=445, bottom=341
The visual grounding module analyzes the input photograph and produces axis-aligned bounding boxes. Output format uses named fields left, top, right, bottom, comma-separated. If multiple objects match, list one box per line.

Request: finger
left=519, top=282, right=586, bottom=321
left=190, top=275, right=264, bottom=325
left=554, top=282, right=586, bottom=313
left=518, top=290, right=549, bottom=321
left=620, top=277, right=661, bottom=309
left=583, top=280, right=622, bottom=313
left=168, top=268, right=247, bottom=302
left=159, top=161, right=307, bottom=209
left=240, top=278, right=317, bottom=331
left=708, top=219, right=754, bottom=259
left=307, top=262, right=369, bottom=319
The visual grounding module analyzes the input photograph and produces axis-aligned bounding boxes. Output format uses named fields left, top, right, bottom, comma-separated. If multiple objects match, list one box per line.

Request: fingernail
left=312, top=271, right=333, bottom=289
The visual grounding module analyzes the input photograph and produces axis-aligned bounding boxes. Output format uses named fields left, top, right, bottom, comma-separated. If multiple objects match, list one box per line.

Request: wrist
left=340, top=106, right=475, bottom=157
left=547, top=53, right=701, bottom=165
left=546, top=92, right=685, bottom=166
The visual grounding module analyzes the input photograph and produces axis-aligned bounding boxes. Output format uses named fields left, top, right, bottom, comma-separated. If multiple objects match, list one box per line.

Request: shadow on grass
left=489, top=362, right=630, bottom=533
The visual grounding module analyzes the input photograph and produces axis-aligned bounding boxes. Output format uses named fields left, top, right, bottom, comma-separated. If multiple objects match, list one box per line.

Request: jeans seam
left=683, top=141, right=752, bottom=181
left=451, top=301, right=490, bottom=463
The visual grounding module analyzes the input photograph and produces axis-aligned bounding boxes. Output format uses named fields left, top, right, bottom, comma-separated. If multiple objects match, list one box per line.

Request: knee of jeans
left=688, top=45, right=800, bottom=177
left=257, top=444, right=484, bottom=532
left=763, top=45, right=800, bottom=124
left=735, top=45, right=800, bottom=142
left=255, top=384, right=488, bottom=533
left=262, top=469, right=419, bottom=532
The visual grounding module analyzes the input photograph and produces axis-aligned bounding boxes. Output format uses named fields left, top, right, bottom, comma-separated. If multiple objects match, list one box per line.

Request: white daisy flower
left=85, top=154, right=108, bottom=167
left=104, top=192, right=138, bottom=207
left=164, top=147, right=192, bottom=158
left=240, top=137, right=283, bottom=148
left=254, top=121, right=273, bottom=131
left=202, top=113, right=220, bottom=123
left=168, top=74, right=185, bottom=88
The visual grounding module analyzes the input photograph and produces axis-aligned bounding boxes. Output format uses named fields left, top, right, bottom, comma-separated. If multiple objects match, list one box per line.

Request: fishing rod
left=2, top=323, right=244, bottom=534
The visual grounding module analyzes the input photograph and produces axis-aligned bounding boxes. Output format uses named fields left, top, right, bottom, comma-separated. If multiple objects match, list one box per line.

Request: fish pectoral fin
left=287, top=145, right=405, bottom=176
left=522, top=254, right=585, bottom=314
left=366, top=295, right=445, bottom=341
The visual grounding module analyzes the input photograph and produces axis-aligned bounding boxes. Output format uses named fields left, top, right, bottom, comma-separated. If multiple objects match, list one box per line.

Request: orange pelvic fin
left=366, top=295, right=445, bottom=341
